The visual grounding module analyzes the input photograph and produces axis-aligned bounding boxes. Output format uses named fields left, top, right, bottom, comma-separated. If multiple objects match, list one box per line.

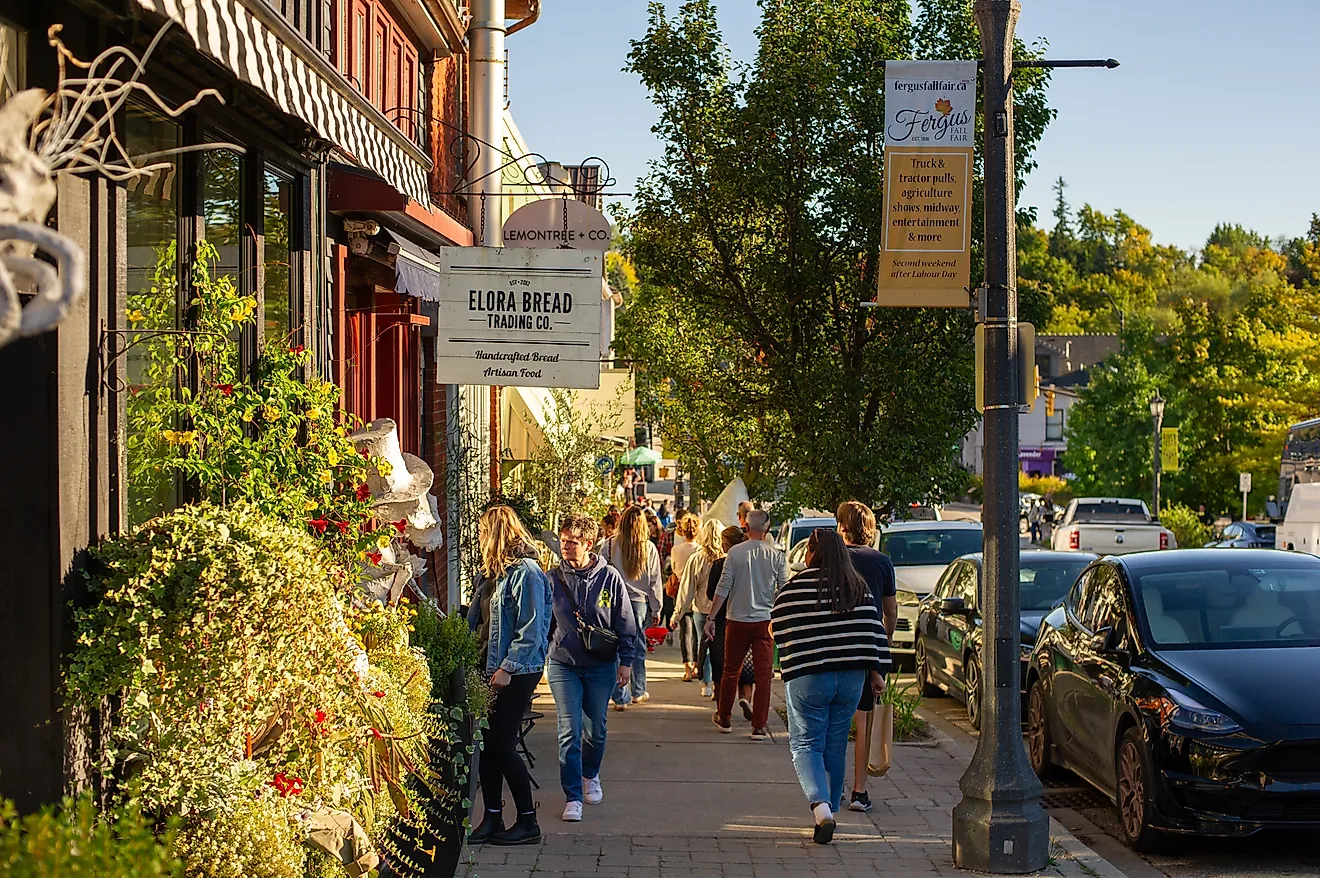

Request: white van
left=1277, top=482, right=1320, bottom=553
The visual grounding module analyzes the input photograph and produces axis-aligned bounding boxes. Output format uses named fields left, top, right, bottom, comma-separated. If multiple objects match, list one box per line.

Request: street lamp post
left=952, top=1, right=1050, bottom=873
left=1150, top=393, right=1165, bottom=515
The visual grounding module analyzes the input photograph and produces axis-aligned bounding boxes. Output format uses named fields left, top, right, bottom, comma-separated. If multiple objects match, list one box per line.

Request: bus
left=1278, top=417, right=1320, bottom=518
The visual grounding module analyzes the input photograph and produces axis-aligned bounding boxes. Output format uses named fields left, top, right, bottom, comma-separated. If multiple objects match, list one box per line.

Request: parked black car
left=914, top=551, right=1096, bottom=730
left=1204, top=521, right=1277, bottom=549
left=1025, top=549, right=1320, bottom=850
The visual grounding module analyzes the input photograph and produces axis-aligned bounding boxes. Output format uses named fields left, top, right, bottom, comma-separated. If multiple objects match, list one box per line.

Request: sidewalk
left=466, top=647, right=1129, bottom=878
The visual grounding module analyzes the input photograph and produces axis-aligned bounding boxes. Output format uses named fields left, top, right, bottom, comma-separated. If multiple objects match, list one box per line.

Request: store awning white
left=136, top=0, right=430, bottom=205
left=500, top=372, right=635, bottom=462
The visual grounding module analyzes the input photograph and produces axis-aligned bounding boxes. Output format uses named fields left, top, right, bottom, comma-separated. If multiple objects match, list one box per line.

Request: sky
left=506, top=1, right=1320, bottom=252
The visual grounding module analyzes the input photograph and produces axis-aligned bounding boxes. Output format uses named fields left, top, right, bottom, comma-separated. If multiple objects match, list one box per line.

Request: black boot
left=468, top=808, right=505, bottom=845
left=491, top=810, right=541, bottom=846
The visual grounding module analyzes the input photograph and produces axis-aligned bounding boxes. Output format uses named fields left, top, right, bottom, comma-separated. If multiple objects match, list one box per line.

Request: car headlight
left=1138, top=689, right=1242, bottom=734
left=896, top=589, right=921, bottom=607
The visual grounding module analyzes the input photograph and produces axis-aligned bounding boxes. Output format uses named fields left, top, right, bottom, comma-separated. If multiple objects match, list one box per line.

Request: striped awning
left=135, top=0, right=430, bottom=207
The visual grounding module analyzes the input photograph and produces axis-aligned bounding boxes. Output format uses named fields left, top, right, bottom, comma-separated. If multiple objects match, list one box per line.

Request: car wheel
left=915, top=638, right=942, bottom=697
left=964, top=653, right=982, bottom=731
left=1116, top=727, right=1164, bottom=852
left=1026, top=680, right=1060, bottom=779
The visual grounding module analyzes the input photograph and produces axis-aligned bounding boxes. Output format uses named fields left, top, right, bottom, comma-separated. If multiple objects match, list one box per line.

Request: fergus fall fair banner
left=877, top=60, right=976, bottom=308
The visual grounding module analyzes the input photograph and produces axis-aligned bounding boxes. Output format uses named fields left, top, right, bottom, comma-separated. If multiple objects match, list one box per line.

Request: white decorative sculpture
left=350, top=418, right=444, bottom=604
left=0, top=23, right=228, bottom=349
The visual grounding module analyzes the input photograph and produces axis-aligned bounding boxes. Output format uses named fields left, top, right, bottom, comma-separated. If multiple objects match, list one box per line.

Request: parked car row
left=916, top=545, right=1320, bottom=851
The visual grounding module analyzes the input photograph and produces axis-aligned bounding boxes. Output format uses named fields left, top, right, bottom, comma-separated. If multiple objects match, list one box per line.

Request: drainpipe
left=468, top=0, right=505, bottom=248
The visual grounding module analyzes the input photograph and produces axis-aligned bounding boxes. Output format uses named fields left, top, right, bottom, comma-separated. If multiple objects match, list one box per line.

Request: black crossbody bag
left=554, top=572, right=620, bottom=662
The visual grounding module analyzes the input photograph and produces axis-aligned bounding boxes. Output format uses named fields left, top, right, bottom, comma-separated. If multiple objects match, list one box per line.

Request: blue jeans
left=693, top=611, right=712, bottom=683
left=612, top=598, right=649, bottom=704
left=785, top=670, right=867, bottom=812
left=547, top=659, right=616, bottom=803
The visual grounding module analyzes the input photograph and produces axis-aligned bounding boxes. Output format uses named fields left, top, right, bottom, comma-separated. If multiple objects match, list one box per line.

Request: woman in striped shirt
left=771, top=529, right=891, bottom=844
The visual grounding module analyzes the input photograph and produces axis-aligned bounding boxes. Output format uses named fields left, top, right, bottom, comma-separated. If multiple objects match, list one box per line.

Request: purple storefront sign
left=1019, top=447, right=1056, bottom=476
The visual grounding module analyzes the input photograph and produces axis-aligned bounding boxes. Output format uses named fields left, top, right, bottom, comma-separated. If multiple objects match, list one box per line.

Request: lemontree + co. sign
left=434, top=247, right=604, bottom=389
left=502, top=197, right=613, bottom=251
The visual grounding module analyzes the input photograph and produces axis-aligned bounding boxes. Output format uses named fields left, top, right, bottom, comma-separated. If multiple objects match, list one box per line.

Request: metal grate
left=1040, top=786, right=1110, bottom=811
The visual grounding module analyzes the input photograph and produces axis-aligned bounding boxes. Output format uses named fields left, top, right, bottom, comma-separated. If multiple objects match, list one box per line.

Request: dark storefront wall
left=0, top=1, right=325, bottom=807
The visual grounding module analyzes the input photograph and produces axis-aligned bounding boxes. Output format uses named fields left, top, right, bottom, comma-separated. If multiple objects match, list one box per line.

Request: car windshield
left=1133, top=560, right=1320, bottom=648
left=1019, top=560, right=1091, bottom=610
left=881, top=528, right=982, bottom=567
left=1252, top=526, right=1276, bottom=541
left=1072, top=501, right=1149, bottom=523
left=790, top=521, right=833, bottom=549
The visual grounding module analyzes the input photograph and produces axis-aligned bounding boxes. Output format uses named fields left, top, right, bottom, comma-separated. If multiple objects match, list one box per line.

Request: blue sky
left=507, top=1, right=1320, bottom=251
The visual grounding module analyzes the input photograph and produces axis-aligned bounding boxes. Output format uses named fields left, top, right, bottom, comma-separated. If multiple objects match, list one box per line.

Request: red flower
left=216, top=383, right=234, bottom=396
left=372, top=690, right=386, bottom=698
left=333, top=520, right=351, bottom=535
left=314, top=709, right=327, bottom=724
left=271, top=772, right=304, bottom=797
left=366, top=551, right=383, bottom=565
left=355, top=483, right=371, bottom=502
left=391, top=518, right=408, bottom=534
left=359, top=448, right=371, bottom=460
left=370, top=727, right=383, bottom=739
left=306, top=518, right=329, bottom=535
left=290, top=344, right=305, bottom=355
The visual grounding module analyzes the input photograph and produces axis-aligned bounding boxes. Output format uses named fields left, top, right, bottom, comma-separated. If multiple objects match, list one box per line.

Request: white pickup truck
left=1050, top=497, right=1177, bottom=554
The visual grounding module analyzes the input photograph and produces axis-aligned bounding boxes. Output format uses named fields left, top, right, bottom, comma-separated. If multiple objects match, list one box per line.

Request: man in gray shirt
left=705, top=509, right=787, bottom=738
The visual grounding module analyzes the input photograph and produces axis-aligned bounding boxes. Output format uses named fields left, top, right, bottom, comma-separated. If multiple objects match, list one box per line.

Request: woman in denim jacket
left=469, top=506, right=552, bottom=847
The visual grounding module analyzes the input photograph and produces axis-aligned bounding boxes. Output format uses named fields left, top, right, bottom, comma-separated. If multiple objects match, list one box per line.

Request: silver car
left=879, top=520, right=984, bottom=660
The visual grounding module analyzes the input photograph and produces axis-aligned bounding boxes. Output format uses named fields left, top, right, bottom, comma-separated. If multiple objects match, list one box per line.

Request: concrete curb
left=916, top=707, right=1159, bottom=878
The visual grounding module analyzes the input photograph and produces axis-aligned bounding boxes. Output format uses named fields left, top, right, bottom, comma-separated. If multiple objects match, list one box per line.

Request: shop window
left=264, top=168, right=295, bottom=345
left=1046, top=409, right=1065, bottom=441
left=125, top=107, right=183, bottom=524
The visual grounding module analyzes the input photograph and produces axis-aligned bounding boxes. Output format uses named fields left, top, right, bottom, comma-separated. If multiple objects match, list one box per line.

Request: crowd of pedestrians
left=466, top=494, right=894, bottom=847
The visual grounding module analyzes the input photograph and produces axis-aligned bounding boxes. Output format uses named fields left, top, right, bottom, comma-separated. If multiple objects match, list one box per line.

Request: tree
left=618, top=0, right=1055, bottom=511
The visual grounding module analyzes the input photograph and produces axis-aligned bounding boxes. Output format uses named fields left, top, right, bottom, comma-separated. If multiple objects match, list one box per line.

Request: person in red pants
left=704, top=508, right=788, bottom=740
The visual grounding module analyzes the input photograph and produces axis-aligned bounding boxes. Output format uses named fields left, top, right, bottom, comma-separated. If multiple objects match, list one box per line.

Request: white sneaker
left=562, top=801, right=583, bottom=822
left=634, top=692, right=650, bottom=704
left=701, top=684, right=713, bottom=698
left=583, top=777, right=603, bottom=805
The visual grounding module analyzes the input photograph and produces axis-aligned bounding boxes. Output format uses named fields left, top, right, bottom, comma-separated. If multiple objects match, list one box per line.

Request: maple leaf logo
left=935, top=98, right=953, bottom=116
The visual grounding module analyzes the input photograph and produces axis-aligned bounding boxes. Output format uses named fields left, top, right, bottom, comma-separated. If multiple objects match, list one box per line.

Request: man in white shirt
left=705, top=509, right=787, bottom=739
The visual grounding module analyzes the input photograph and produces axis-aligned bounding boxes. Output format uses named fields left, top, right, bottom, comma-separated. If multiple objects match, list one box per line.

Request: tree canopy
left=617, top=0, right=1054, bottom=510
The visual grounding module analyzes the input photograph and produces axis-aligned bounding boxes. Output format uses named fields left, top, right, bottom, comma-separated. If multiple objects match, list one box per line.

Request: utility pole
left=953, top=1, right=1049, bottom=872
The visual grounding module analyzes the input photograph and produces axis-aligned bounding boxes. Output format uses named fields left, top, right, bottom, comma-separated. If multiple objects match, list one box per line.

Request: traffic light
left=1045, top=389, right=1056, bottom=418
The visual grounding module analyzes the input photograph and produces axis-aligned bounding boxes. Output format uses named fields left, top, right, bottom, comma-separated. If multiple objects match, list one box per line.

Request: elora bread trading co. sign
left=434, top=247, right=604, bottom=389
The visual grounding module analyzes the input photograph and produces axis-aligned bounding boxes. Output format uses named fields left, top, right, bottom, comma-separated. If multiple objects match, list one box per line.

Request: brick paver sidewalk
left=465, top=648, right=1127, bottom=877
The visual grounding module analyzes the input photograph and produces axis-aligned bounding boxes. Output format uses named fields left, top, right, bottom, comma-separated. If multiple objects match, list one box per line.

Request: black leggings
left=478, top=672, right=540, bottom=815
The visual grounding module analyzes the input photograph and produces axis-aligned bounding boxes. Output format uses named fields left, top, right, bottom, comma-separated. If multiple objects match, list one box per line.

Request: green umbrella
left=619, top=446, right=661, bottom=466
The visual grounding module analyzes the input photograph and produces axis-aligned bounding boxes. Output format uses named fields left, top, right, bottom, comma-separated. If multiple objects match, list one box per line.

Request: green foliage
left=619, top=0, right=1055, bottom=511
left=0, top=795, right=181, bottom=878
left=126, top=243, right=379, bottom=567
left=174, top=792, right=302, bottom=878
left=1019, top=473, right=1070, bottom=502
left=409, top=602, right=482, bottom=706
left=67, top=503, right=448, bottom=877
left=507, top=389, right=616, bottom=529
left=880, top=677, right=928, bottom=742
left=1159, top=503, right=1213, bottom=549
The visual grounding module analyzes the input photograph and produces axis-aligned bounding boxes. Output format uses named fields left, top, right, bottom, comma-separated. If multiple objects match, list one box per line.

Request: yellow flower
left=376, top=534, right=391, bottom=549
left=320, top=470, right=333, bottom=484
left=262, top=405, right=279, bottom=422
left=326, top=450, right=339, bottom=466
left=230, top=307, right=245, bottom=321
left=241, top=409, right=254, bottom=423
left=304, top=499, right=318, bottom=511
left=307, top=408, right=323, bottom=421
left=376, top=459, right=394, bottom=478
left=127, top=309, right=146, bottom=323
